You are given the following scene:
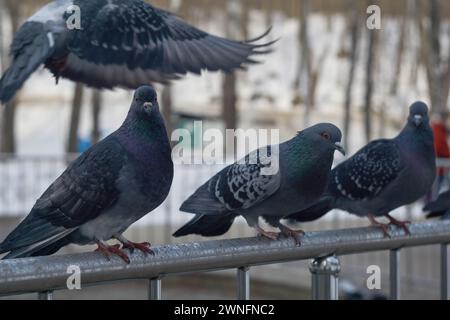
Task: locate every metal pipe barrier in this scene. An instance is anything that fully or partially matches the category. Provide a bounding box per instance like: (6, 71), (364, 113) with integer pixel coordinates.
(1, 221), (450, 300)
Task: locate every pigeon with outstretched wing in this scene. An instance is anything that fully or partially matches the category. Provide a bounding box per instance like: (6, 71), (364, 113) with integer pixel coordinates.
(0, 0), (274, 103)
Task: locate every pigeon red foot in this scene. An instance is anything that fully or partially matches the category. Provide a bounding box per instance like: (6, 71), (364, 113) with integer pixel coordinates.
(115, 235), (155, 256)
(255, 226), (279, 241)
(280, 225), (305, 246)
(386, 214), (411, 235)
(95, 241), (130, 264)
(368, 214), (391, 238)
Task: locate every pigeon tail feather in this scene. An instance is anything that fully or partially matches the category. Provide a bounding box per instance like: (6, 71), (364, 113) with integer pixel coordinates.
(286, 197), (333, 223)
(173, 213), (238, 237)
(179, 184), (228, 216)
(1, 228), (75, 260)
(424, 191), (450, 219)
(0, 22), (55, 104)
(0, 209), (74, 255)
(426, 210), (448, 219)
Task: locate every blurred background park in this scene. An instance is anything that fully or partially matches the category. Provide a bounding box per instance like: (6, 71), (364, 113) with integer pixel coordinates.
(1, 0), (450, 299)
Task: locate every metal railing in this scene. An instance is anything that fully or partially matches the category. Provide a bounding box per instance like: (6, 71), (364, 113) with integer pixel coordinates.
(1, 221), (449, 300)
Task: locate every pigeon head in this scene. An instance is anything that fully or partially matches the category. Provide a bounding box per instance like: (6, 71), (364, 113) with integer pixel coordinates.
(132, 85), (159, 116)
(301, 123), (345, 155)
(408, 101), (429, 128)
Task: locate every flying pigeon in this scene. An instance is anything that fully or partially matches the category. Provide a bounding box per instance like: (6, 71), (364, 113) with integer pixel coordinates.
(0, 85), (173, 263)
(287, 102), (436, 236)
(424, 190), (450, 220)
(0, 0), (274, 103)
(173, 123), (345, 245)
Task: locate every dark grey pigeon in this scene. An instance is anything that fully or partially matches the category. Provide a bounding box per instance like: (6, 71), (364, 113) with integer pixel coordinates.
(424, 191), (450, 220)
(0, 85), (173, 263)
(0, 0), (274, 103)
(287, 102), (436, 236)
(173, 123), (345, 245)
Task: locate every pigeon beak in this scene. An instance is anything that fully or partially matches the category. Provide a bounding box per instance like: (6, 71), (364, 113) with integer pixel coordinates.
(414, 115), (423, 127)
(143, 101), (153, 109)
(334, 142), (346, 156)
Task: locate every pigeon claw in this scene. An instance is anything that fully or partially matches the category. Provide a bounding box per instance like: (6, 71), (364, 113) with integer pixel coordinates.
(368, 215), (392, 238)
(95, 242), (131, 264)
(255, 226), (279, 241)
(281, 227), (305, 246)
(386, 215), (411, 236)
(377, 224), (392, 238)
(122, 241), (155, 256)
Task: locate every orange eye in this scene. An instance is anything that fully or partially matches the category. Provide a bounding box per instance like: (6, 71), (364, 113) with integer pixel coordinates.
(321, 132), (331, 140)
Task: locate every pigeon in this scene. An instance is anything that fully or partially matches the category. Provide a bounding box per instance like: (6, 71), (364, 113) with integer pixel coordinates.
(173, 123), (345, 245)
(287, 102), (436, 236)
(0, 0), (275, 103)
(424, 190), (450, 220)
(0, 85), (173, 263)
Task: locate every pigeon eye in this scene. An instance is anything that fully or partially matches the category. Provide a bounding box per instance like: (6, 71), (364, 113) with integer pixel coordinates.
(321, 132), (331, 140)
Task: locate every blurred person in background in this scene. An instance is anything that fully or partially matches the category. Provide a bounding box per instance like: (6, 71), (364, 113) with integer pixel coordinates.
(428, 112), (450, 201)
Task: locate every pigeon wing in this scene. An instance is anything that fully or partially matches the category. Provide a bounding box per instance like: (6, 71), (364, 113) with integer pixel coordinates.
(181, 146), (281, 215)
(61, 0), (273, 88)
(329, 140), (403, 201)
(214, 147), (281, 211)
(0, 137), (125, 254)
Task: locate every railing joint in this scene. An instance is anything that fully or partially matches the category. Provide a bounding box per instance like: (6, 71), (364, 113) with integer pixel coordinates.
(37, 291), (53, 300)
(149, 277), (162, 300)
(390, 249), (401, 300)
(441, 243), (449, 300)
(237, 266), (250, 300)
(309, 255), (340, 300)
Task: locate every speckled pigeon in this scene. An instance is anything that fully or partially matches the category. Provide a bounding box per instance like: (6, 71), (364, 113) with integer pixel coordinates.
(424, 190), (450, 220)
(287, 102), (436, 236)
(173, 123), (345, 245)
(0, 0), (274, 103)
(0, 86), (173, 262)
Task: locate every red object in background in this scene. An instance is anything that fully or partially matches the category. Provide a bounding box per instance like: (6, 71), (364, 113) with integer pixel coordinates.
(432, 121), (450, 176)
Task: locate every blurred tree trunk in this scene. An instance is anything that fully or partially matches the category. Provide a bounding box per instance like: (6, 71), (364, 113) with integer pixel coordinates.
(390, 13), (406, 95)
(222, 0), (242, 154)
(409, 0), (421, 90)
(309, 48), (329, 109)
(378, 102), (386, 138)
(161, 85), (173, 141)
(1, 0), (20, 154)
(0, 1), (5, 73)
(91, 90), (102, 145)
(422, 0), (450, 114)
(294, 0), (312, 126)
(159, 0), (182, 145)
(67, 83), (84, 154)
(364, 27), (378, 143)
(343, 1), (360, 150)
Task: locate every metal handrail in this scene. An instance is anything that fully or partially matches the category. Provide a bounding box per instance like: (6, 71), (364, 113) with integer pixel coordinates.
(0, 221), (449, 299)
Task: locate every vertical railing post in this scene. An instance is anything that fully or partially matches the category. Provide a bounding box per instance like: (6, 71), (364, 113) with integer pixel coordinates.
(441, 244), (449, 300)
(237, 267), (250, 300)
(309, 255), (340, 300)
(149, 278), (162, 300)
(37, 291), (53, 300)
(390, 249), (400, 300)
